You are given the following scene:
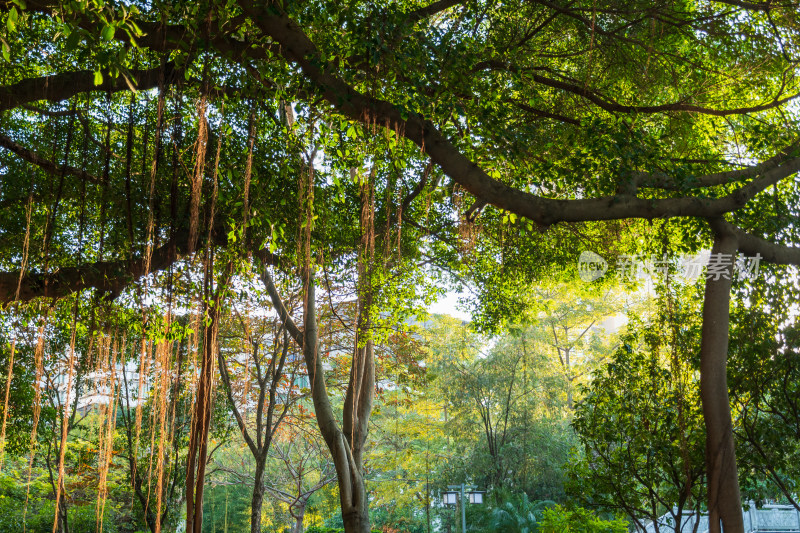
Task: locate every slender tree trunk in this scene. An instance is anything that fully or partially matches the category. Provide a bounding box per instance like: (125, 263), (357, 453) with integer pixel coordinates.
(291, 504), (305, 533)
(699, 231), (744, 533)
(251, 459), (266, 533)
(565, 348), (573, 410)
(186, 293), (222, 533)
(262, 268), (373, 533)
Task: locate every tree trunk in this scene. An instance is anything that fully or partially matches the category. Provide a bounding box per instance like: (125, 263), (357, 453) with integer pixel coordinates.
(341, 498), (369, 533)
(291, 504), (306, 533)
(262, 266), (374, 533)
(251, 458), (266, 533)
(186, 287), (224, 533)
(699, 231), (744, 533)
(326, 410), (371, 533)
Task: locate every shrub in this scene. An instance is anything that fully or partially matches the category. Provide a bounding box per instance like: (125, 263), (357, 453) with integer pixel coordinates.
(306, 526), (381, 533)
(539, 505), (628, 533)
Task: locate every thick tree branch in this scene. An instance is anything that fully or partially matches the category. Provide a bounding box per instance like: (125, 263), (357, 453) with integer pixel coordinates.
(635, 142), (800, 191)
(0, 132), (102, 184)
(524, 71), (800, 117)
(709, 218), (800, 266)
(239, 3), (800, 227)
(260, 268), (304, 347)
(406, 0), (464, 24)
(0, 64), (177, 112)
(0, 226), (282, 303)
(0, 234), (183, 303)
(711, 0), (779, 11)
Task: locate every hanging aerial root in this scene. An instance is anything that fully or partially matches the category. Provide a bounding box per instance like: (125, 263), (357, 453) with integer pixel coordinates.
(145, 343), (160, 514)
(51, 298), (80, 533)
(136, 86), (167, 521)
(154, 339), (173, 533)
(143, 84), (168, 283)
(15, 191), (35, 300)
(23, 310), (49, 524)
(188, 95), (209, 255)
(242, 106), (256, 245)
(164, 339), (185, 523)
(96, 333), (121, 532)
(134, 339), (152, 461)
(2, 192), (36, 471)
(0, 339), (17, 472)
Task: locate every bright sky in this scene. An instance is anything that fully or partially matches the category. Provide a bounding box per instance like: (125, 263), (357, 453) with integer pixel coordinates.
(427, 290), (472, 322)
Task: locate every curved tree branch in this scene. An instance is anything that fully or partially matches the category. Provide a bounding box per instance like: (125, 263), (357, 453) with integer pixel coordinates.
(0, 234), (183, 303)
(0, 228), (281, 303)
(0, 132), (103, 184)
(708, 218), (800, 265)
(0, 64), (177, 112)
(635, 142), (800, 191)
(239, 3), (800, 228)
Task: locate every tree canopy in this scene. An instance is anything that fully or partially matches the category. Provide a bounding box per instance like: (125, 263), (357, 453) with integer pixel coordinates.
(2, 1), (800, 532)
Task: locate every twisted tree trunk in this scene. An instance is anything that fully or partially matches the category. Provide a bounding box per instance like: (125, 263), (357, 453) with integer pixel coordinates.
(263, 269), (373, 533)
(290, 502), (307, 533)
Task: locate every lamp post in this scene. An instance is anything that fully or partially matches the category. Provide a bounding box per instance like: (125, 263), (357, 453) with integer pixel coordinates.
(442, 484), (485, 533)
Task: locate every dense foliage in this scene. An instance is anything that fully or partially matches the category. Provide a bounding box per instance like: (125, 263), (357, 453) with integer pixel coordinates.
(3, 0), (800, 532)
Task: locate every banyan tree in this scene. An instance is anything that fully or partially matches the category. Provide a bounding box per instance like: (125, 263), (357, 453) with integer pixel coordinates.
(1, 1), (800, 532)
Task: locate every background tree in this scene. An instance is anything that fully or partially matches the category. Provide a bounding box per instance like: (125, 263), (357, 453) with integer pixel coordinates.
(570, 283), (707, 532)
(263, 417), (336, 533)
(729, 274), (800, 509)
(216, 275), (304, 533)
(3, 1), (800, 532)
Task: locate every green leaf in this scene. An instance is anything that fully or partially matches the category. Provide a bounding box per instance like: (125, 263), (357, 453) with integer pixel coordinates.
(93, 70), (103, 86)
(101, 25), (115, 41)
(65, 30), (81, 52)
(1, 41), (9, 62)
(6, 7), (18, 32)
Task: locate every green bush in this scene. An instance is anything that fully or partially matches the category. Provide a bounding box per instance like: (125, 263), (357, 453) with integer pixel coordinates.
(483, 492), (555, 532)
(306, 526), (381, 533)
(538, 505), (628, 533)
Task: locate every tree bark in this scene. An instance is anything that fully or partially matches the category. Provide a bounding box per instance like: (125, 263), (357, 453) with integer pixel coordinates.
(263, 269), (373, 533)
(700, 230), (744, 533)
(341, 503), (370, 533)
(291, 505), (305, 533)
(186, 283), (225, 533)
(251, 458), (266, 533)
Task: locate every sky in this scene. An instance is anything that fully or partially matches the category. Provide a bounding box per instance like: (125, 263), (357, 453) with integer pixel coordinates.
(427, 290), (471, 322)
